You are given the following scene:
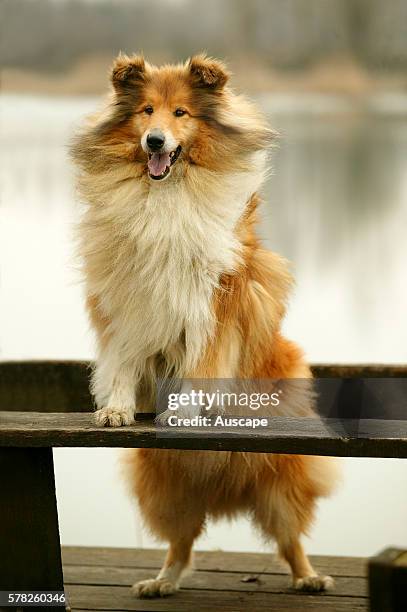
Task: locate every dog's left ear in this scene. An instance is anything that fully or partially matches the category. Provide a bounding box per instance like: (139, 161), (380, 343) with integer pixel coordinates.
(188, 54), (229, 90)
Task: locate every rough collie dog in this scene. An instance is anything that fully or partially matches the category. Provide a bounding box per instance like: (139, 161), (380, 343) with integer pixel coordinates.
(72, 53), (339, 598)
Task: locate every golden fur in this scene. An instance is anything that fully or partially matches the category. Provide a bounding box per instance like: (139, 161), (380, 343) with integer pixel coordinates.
(72, 53), (340, 598)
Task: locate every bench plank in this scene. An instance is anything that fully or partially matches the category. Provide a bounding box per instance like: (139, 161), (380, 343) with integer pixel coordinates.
(0, 411), (406, 457)
(1, 361), (406, 413)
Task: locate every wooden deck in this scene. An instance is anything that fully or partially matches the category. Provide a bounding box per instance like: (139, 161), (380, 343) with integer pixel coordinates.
(62, 546), (369, 611)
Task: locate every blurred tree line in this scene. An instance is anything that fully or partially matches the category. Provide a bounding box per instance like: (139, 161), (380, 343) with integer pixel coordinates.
(1, 0), (406, 73)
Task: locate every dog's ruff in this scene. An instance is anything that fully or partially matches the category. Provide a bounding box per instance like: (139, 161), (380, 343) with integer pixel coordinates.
(72, 53), (340, 599)
(83, 159), (265, 416)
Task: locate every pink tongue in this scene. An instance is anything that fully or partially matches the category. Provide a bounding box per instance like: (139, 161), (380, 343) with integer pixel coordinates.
(148, 152), (171, 176)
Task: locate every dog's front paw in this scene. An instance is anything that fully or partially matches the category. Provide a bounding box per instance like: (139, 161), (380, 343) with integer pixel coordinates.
(294, 574), (334, 592)
(94, 406), (135, 427)
(155, 409), (175, 427)
(132, 578), (177, 598)
(156, 404), (201, 427)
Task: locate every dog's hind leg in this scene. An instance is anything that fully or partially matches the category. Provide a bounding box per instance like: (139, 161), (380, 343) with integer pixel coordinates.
(132, 526), (204, 598)
(278, 538), (334, 591)
(133, 535), (199, 598)
(129, 449), (206, 598)
(253, 454), (336, 592)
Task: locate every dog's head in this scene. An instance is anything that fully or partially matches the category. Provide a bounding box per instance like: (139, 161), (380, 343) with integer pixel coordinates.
(73, 54), (274, 182)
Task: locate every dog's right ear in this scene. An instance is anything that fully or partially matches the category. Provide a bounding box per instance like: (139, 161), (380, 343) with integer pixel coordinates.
(111, 53), (145, 91)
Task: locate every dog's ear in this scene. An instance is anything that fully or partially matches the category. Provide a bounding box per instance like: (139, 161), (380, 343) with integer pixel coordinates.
(188, 54), (229, 90)
(111, 53), (146, 91)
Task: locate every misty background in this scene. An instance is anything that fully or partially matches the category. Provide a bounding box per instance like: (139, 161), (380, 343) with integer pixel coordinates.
(1, 0), (406, 558)
(2, 0), (407, 94)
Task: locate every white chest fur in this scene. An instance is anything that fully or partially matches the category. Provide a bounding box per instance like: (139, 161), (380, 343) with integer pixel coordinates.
(82, 161), (265, 380)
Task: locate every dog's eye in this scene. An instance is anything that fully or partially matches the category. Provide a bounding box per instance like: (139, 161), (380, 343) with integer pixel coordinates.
(144, 106), (154, 115)
(174, 108), (186, 117)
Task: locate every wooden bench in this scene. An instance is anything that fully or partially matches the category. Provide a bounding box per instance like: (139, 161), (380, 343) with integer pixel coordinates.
(0, 361), (406, 611)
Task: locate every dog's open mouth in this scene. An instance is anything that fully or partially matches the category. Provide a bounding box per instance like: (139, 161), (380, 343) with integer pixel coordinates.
(147, 145), (182, 180)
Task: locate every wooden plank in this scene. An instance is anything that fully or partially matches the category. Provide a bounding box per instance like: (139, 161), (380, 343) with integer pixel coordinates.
(311, 364), (407, 378)
(0, 448), (64, 596)
(0, 360), (92, 413)
(62, 547), (367, 578)
(66, 585), (368, 611)
(63, 565), (367, 598)
(0, 411), (406, 457)
(0, 361), (405, 414)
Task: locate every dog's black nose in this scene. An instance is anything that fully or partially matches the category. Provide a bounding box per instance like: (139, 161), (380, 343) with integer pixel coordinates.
(147, 130), (165, 151)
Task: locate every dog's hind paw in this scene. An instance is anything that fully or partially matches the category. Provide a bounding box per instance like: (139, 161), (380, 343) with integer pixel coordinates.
(94, 406), (134, 427)
(294, 575), (334, 592)
(132, 578), (177, 598)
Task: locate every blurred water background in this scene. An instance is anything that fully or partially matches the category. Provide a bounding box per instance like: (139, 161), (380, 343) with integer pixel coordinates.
(2, 94), (406, 363)
(1, 0), (406, 556)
